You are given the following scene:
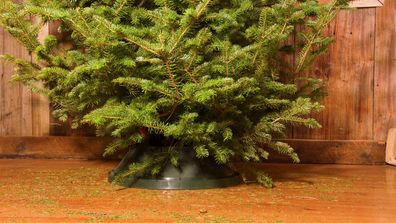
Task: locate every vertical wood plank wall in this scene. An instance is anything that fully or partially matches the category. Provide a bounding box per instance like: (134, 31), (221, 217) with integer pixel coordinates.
(0, 2), (395, 142)
(0, 26), (50, 136)
(293, 8), (377, 140)
(374, 0), (396, 140)
(292, 1), (395, 142)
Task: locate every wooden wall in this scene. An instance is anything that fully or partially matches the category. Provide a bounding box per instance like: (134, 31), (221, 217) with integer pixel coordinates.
(0, 24), (50, 136)
(0, 0), (395, 163)
(292, 0), (395, 142)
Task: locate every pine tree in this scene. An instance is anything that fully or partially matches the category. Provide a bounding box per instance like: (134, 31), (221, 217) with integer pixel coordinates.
(0, 0), (347, 187)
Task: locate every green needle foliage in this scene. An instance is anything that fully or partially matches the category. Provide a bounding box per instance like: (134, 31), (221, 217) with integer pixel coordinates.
(0, 0), (347, 187)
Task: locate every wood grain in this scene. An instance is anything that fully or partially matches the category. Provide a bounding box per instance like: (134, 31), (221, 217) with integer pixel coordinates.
(0, 28), (4, 136)
(374, 0), (396, 140)
(20, 18), (33, 136)
(1, 30), (24, 135)
(294, 8), (376, 140)
(292, 23), (333, 140)
(0, 136), (385, 164)
(1, 160), (395, 222)
(0, 136), (112, 159)
(0, 21), (50, 136)
(272, 139), (385, 164)
(31, 22), (50, 136)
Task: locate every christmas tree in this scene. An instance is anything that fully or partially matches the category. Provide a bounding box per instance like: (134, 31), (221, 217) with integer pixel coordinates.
(0, 0), (347, 187)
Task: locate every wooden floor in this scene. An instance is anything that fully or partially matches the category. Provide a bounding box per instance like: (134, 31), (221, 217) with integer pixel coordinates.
(0, 160), (395, 223)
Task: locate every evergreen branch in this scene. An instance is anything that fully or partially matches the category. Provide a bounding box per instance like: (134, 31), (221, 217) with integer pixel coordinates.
(251, 24), (279, 65)
(114, 77), (177, 98)
(125, 36), (161, 56)
(93, 16), (160, 56)
(270, 98), (323, 126)
(169, 0), (212, 54)
(183, 51), (200, 83)
(164, 58), (181, 97)
(114, 0), (129, 16)
(163, 103), (179, 122)
(0, 1), (40, 52)
(13, 18), (41, 52)
(184, 68), (198, 83)
(142, 9), (168, 24)
(65, 17), (90, 39)
(0, 0), (343, 188)
(252, 0), (291, 65)
(225, 46), (230, 76)
(76, 8), (90, 30)
(295, 0), (340, 72)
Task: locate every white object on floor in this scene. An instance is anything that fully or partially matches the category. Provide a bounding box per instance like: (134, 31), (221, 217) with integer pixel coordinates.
(386, 128), (396, 166)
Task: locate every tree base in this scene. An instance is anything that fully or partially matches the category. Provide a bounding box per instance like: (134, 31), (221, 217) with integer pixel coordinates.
(108, 147), (242, 190)
(119, 173), (241, 190)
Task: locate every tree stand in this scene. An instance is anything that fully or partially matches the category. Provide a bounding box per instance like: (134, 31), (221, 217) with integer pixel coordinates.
(108, 147), (242, 190)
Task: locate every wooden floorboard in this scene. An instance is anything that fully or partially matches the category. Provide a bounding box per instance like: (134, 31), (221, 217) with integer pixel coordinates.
(0, 160), (395, 223)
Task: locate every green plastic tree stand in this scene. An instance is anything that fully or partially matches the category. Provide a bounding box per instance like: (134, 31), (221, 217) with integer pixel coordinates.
(108, 147), (241, 190)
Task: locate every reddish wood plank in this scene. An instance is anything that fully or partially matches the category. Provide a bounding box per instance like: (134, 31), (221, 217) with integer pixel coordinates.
(1, 31), (23, 136)
(20, 16), (33, 136)
(0, 28), (4, 136)
(31, 22), (50, 136)
(0, 136), (112, 159)
(374, 0), (396, 140)
(271, 139), (385, 164)
(292, 28), (332, 140)
(0, 161), (395, 222)
(20, 83), (33, 136)
(1, 27), (35, 136)
(294, 9), (376, 140)
(0, 137), (385, 164)
(328, 8), (375, 140)
(1, 12), (39, 136)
